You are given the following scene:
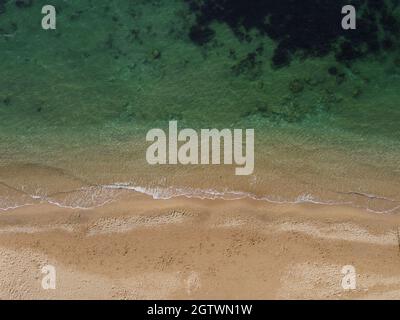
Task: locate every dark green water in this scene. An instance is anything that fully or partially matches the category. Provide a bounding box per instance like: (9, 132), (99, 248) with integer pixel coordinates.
(1, 0), (400, 212)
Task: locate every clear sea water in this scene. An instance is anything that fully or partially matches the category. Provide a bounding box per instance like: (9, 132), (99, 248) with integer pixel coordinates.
(1, 0), (400, 213)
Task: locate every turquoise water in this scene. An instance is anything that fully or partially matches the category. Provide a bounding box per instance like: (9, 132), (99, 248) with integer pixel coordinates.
(0, 0), (400, 212)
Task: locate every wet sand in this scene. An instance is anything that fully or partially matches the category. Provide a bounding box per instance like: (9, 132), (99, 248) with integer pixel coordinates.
(1, 192), (400, 300)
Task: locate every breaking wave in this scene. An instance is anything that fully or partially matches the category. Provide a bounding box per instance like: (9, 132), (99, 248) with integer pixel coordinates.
(1, 181), (399, 214)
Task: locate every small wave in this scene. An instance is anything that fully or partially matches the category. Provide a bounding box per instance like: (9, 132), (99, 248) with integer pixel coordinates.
(103, 182), (400, 214)
(103, 183), (250, 200)
(0, 186), (120, 212)
(29, 186), (120, 210)
(338, 191), (400, 203)
(0, 203), (34, 211)
(103, 183), (351, 205)
(1, 182), (399, 214)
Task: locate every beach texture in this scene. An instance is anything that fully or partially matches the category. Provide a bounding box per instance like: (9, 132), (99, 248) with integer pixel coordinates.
(2, 187), (400, 299)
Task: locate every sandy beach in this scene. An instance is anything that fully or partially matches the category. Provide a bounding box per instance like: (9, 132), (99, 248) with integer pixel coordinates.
(1, 191), (400, 300)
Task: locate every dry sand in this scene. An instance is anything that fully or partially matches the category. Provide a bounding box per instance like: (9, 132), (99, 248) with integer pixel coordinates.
(1, 192), (400, 299)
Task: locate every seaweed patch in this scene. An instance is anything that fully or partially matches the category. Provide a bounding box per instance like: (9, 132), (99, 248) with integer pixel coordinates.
(185, 0), (400, 67)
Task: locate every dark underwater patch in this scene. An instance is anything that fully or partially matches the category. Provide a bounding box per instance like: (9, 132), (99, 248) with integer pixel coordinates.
(0, 0), (5, 14)
(185, 0), (400, 67)
(15, 0), (33, 8)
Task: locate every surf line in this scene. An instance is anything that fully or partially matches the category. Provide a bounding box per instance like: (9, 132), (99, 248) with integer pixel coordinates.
(146, 121), (254, 175)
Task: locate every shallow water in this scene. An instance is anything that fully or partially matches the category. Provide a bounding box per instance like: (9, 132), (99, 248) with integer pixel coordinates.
(1, 0), (400, 213)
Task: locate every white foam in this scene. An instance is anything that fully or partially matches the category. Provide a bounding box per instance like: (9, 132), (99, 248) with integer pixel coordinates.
(104, 183), (349, 206)
(1, 181), (399, 214)
(103, 182), (400, 214)
(0, 203), (34, 212)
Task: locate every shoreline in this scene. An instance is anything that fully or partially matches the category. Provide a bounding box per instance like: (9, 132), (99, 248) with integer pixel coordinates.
(1, 194), (400, 299)
(2, 179), (400, 214)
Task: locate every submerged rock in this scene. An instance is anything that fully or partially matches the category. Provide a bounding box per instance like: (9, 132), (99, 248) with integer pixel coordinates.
(151, 49), (161, 60)
(15, 0), (33, 8)
(328, 66), (338, 76)
(3, 96), (11, 106)
(0, 0), (5, 14)
(189, 25), (215, 45)
(289, 79), (304, 94)
(231, 52), (261, 78)
(352, 88), (362, 98)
